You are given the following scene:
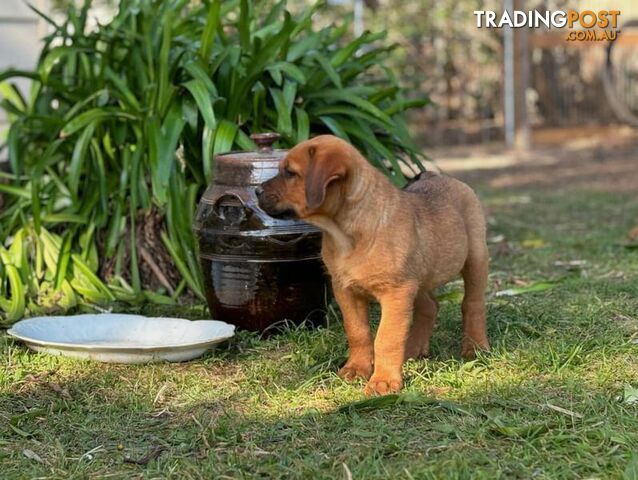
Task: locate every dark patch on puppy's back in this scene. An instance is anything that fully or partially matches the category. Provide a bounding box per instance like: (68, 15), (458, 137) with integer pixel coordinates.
(403, 171), (442, 194)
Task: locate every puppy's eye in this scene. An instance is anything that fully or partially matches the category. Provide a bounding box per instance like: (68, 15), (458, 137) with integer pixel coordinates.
(283, 167), (298, 179)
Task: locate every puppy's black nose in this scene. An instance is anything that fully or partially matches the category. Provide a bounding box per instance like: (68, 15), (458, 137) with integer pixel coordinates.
(255, 186), (264, 197)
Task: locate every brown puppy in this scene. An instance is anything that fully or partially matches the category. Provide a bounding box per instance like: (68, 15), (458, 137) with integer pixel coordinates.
(257, 135), (489, 395)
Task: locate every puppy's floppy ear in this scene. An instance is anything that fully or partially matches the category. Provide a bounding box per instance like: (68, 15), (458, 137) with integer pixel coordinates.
(305, 148), (346, 210)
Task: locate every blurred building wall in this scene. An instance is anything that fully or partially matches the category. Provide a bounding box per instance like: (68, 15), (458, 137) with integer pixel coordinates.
(0, 1), (114, 160)
(0, 0), (49, 149)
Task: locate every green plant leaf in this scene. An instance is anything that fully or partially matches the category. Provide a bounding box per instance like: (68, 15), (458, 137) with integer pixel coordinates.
(494, 279), (562, 297)
(30, 166), (43, 235)
(60, 109), (136, 138)
(104, 68), (141, 111)
(161, 231), (204, 301)
(270, 88), (293, 137)
(202, 125), (215, 182)
(267, 62), (307, 84)
(54, 231), (73, 290)
(0, 184), (30, 199)
(40, 46), (82, 84)
(385, 98), (429, 116)
(71, 253), (114, 301)
(26, 1), (60, 30)
(307, 88), (393, 125)
(235, 129), (256, 150)
(331, 31), (386, 68)
(0, 69), (40, 83)
(157, 9), (174, 116)
(0, 247), (26, 322)
(149, 103), (185, 205)
(184, 61), (218, 97)
(238, 0), (251, 52)
(319, 115), (351, 141)
(200, 0), (221, 61)
(7, 121), (22, 176)
(104, 202), (124, 257)
(68, 122), (96, 197)
(313, 54), (342, 88)
(295, 107), (309, 142)
(183, 79), (217, 130)
(42, 213), (87, 224)
(310, 105), (387, 127)
(0, 82), (27, 112)
(213, 119), (238, 157)
(62, 89), (110, 123)
(144, 290), (176, 305)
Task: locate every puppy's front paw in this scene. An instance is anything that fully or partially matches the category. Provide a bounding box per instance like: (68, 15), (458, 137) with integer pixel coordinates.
(337, 362), (373, 382)
(363, 374), (403, 396)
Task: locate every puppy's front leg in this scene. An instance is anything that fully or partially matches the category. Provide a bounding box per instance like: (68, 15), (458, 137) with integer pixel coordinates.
(365, 283), (418, 396)
(334, 285), (373, 381)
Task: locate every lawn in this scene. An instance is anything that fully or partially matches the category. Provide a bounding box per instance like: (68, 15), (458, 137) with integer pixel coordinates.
(2, 185), (638, 479)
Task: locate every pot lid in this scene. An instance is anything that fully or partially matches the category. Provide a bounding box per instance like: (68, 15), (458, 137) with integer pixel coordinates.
(216, 132), (286, 162)
(213, 132), (287, 186)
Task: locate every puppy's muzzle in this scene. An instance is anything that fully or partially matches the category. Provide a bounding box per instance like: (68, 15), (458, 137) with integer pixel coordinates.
(256, 185), (297, 219)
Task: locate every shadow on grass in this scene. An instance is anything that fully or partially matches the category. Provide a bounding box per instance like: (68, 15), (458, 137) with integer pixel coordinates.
(2, 253), (638, 478)
(2, 293), (638, 479)
(1, 363), (636, 479)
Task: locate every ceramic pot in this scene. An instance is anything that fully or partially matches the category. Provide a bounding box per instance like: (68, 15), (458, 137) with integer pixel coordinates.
(193, 133), (327, 332)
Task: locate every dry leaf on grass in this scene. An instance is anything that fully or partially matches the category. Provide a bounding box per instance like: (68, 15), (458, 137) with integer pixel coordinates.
(23, 449), (44, 464)
(45, 381), (73, 400)
(123, 446), (165, 465)
(621, 385), (638, 405)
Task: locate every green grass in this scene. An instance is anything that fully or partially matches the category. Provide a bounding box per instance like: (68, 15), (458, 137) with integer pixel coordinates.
(1, 187), (638, 479)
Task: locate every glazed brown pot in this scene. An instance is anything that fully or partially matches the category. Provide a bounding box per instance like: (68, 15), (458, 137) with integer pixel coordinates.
(192, 133), (327, 332)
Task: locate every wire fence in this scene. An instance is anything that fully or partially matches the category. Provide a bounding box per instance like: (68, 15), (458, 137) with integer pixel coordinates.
(405, 0), (638, 146)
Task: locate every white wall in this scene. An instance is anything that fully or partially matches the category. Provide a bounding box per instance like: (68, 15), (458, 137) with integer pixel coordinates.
(0, 0), (50, 102)
(0, 0), (50, 159)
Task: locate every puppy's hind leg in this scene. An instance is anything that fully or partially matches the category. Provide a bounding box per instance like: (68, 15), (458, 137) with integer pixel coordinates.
(405, 291), (438, 360)
(460, 247), (490, 359)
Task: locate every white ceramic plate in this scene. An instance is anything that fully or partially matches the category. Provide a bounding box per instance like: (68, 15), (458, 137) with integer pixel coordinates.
(7, 314), (235, 363)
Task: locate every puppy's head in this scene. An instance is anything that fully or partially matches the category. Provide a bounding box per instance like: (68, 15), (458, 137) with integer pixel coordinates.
(257, 135), (352, 219)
